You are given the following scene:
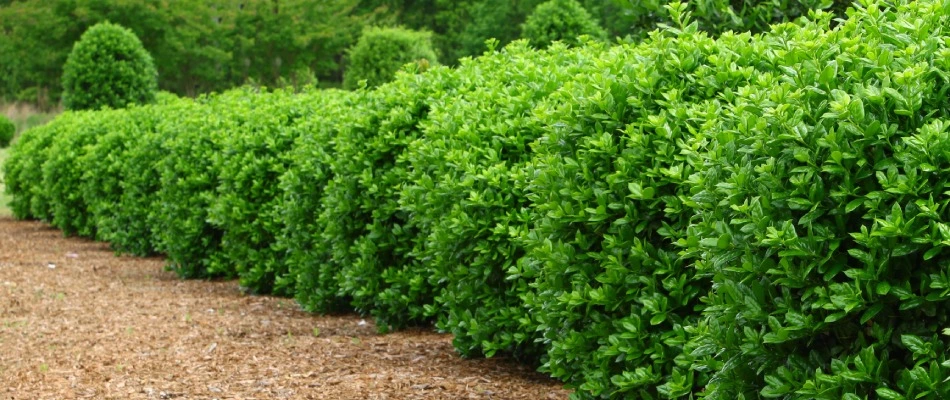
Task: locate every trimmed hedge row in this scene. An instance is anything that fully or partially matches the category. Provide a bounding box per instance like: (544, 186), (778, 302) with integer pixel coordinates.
(7, 1), (950, 398)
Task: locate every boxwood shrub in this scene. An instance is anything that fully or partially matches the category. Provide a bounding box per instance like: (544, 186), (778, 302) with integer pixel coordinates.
(78, 108), (136, 241)
(343, 26), (439, 90)
(61, 22), (158, 111)
(518, 6), (787, 397)
(521, 0), (607, 48)
(42, 110), (117, 237)
(148, 92), (240, 278)
(3, 115), (64, 220)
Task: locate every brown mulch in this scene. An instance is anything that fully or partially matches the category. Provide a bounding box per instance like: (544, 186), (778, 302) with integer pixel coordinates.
(0, 217), (571, 400)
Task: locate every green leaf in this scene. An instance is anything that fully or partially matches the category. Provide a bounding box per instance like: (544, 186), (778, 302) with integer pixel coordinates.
(642, 186), (656, 200)
(876, 282), (891, 296)
(717, 233), (732, 250)
(876, 387), (905, 400)
(825, 312), (848, 323)
(848, 248), (875, 265)
(901, 335), (927, 355)
(819, 64), (837, 86)
(924, 246), (942, 261)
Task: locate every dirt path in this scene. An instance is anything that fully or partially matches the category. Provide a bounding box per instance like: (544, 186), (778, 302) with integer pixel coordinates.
(0, 217), (569, 399)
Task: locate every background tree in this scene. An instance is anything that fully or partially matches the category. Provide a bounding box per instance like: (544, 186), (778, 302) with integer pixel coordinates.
(0, 1), (74, 108)
(229, 0), (365, 89)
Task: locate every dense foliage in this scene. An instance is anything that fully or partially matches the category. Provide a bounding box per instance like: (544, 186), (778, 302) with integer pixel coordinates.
(209, 88), (356, 295)
(686, 2), (950, 398)
(10, 1), (950, 399)
(0, 114), (13, 147)
(61, 22), (157, 111)
(276, 91), (366, 313)
(342, 27), (439, 89)
(79, 100), (170, 256)
(399, 39), (611, 360)
(521, 0), (606, 48)
(317, 65), (458, 329)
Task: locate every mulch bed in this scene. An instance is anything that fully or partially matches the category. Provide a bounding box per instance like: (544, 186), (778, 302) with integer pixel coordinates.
(0, 217), (570, 399)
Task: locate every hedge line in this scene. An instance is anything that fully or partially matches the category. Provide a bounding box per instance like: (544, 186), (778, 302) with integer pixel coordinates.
(6, 1), (950, 398)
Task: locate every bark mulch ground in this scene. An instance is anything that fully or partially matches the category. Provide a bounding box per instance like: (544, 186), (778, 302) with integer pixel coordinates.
(0, 217), (571, 399)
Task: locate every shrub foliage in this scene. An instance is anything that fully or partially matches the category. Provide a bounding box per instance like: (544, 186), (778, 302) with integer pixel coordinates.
(7, 1), (950, 398)
(209, 88), (355, 295)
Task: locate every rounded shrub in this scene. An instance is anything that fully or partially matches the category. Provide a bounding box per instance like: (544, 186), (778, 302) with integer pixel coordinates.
(62, 22), (158, 111)
(343, 26), (439, 90)
(521, 0), (606, 48)
(42, 110), (116, 237)
(517, 12), (778, 397)
(0, 114), (14, 148)
(149, 90), (256, 279)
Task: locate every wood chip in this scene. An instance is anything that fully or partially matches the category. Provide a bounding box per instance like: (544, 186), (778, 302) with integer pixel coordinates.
(0, 217), (571, 399)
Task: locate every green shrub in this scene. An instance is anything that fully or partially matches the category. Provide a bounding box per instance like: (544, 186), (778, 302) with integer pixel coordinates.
(307, 66), (460, 330)
(278, 91), (367, 313)
(62, 22), (158, 111)
(686, 1), (950, 398)
(521, 0), (606, 48)
(208, 88), (355, 295)
(148, 92), (239, 278)
(518, 7), (780, 396)
(2, 116), (62, 220)
(398, 40), (609, 360)
(343, 26), (439, 90)
(0, 115), (14, 148)
(8, 2), (950, 398)
(42, 110), (117, 236)
(590, 0), (851, 42)
(686, 0), (852, 35)
(207, 89), (304, 292)
(80, 99), (179, 256)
